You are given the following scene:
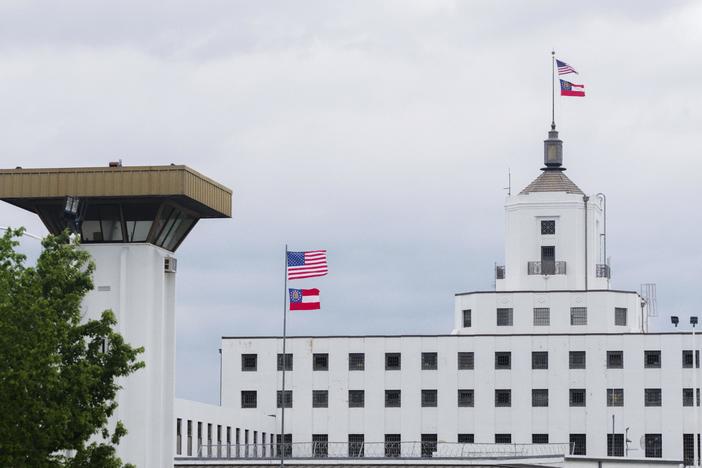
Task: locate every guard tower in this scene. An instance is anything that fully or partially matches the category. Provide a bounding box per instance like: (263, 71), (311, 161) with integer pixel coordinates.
(0, 164), (232, 467)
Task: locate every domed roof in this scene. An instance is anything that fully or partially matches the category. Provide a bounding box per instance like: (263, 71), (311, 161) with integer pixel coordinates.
(519, 169), (584, 195)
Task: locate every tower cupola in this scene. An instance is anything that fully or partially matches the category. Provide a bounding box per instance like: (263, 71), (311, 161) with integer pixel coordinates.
(544, 124), (563, 169)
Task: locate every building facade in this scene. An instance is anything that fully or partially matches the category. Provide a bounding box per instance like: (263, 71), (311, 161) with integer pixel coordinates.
(218, 127), (697, 465)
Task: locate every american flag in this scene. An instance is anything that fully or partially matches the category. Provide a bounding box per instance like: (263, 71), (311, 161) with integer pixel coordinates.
(556, 59), (578, 75)
(287, 250), (328, 280)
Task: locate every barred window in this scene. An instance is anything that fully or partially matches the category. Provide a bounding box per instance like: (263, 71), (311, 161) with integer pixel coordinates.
(241, 354), (257, 371)
(570, 389), (586, 407)
(496, 308), (513, 326)
(570, 434), (586, 455)
(312, 434), (328, 458)
(348, 353), (365, 371)
(241, 391), (257, 408)
(277, 353), (293, 371)
(384, 434), (400, 458)
(313, 353), (328, 371)
(532, 389), (549, 407)
(541, 220), (555, 235)
(532, 351), (548, 369)
(683, 388), (700, 407)
(385, 353), (401, 370)
(495, 352), (511, 369)
(615, 307), (627, 326)
(385, 389), (401, 408)
(645, 350), (661, 368)
(683, 434), (699, 466)
(421, 389), (437, 407)
(645, 388), (662, 407)
(495, 433), (511, 444)
(276, 390), (292, 408)
(569, 351), (586, 369)
(312, 390), (328, 408)
(570, 307), (587, 325)
(608, 434), (624, 456)
(607, 351), (624, 369)
(645, 434), (662, 458)
(462, 309), (472, 327)
(533, 308), (550, 326)
(348, 390), (365, 408)
(683, 350), (700, 368)
(421, 434), (437, 458)
(532, 434), (549, 444)
(457, 352), (474, 370)
(348, 434), (364, 458)
(458, 433), (474, 444)
(607, 388), (624, 407)
(457, 389), (474, 407)
(422, 352), (438, 370)
(495, 389), (511, 407)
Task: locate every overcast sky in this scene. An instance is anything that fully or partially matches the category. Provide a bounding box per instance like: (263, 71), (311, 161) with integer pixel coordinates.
(1, 1), (701, 404)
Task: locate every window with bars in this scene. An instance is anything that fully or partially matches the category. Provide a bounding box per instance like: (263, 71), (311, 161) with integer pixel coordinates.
(496, 308), (513, 326)
(421, 389), (438, 407)
(457, 352), (474, 370)
(532, 434), (549, 444)
(645, 434), (662, 458)
(532, 389), (549, 407)
(570, 434), (586, 455)
(495, 434), (512, 444)
(645, 388), (662, 406)
(541, 220), (556, 235)
(276, 390), (292, 408)
(683, 350), (700, 368)
(241, 354), (257, 371)
(312, 434), (328, 458)
(462, 309), (472, 327)
(457, 389), (474, 407)
(570, 307), (587, 325)
(570, 389), (586, 407)
(683, 388), (700, 407)
(683, 434), (700, 466)
(644, 350), (661, 368)
(532, 351), (548, 369)
(607, 351), (624, 369)
(569, 351), (586, 369)
(313, 353), (328, 371)
(276, 434), (292, 458)
(348, 353), (365, 371)
(495, 352), (511, 369)
(348, 390), (365, 408)
(384, 434), (400, 458)
(348, 434), (364, 458)
(607, 434), (624, 456)
(385, 353), (401, 370)
(241, 391), (257, 408)
(385, 390), (401, 407)
(312, 390), (328, 408)
(421, 434), (437, 458)
(422, 352), (438, 370)
(458, 433), (474, 443)
(495, 389), (511, 407)
(615, 307), (627, 326)
(277, 353), (293, 371)
(533, 308), (550, 326)
(607, 388), (624, 407)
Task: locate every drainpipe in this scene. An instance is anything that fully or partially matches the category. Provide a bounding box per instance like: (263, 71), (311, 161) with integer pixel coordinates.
(583, 195), (589, 290)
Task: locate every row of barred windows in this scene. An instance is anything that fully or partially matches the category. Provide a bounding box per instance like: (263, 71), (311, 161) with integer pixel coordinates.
(461, 307), (628, 327)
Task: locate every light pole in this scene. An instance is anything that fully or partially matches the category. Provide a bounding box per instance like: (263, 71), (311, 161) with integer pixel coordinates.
(0, 226), (43, 240)
(673, 315), (700, 468)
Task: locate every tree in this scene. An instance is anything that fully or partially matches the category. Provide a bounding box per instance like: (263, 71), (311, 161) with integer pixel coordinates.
(0, 228), (144, 467)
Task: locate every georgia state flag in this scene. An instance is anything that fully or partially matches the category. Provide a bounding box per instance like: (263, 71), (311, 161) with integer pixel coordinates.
(289, 288), (320, 311)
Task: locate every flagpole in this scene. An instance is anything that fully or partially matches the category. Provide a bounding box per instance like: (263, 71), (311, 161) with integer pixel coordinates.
(551, 50), (556, 129)
(280, 244), (288, 467)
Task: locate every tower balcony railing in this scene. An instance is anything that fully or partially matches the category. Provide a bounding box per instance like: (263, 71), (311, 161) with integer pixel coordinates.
(527, 261), (566, 275)
(596, 264), (611, 278)
(495, 264), (505, 280)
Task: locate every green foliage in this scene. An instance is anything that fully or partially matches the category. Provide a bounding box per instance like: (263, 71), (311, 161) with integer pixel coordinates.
(0, 228), (144, 468)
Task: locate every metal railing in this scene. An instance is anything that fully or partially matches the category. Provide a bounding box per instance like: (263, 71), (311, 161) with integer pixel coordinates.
(596, 264), (611, 278)
(527, 261), (566, 275)
(193, 441), (571, 459)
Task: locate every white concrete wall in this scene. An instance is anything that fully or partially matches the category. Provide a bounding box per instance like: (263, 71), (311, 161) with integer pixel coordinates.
(222, 333), (700, 462)
(81, 244), (176, 468)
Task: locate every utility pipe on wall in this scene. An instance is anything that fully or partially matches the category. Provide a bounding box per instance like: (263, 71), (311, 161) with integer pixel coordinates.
(583, 195), (589, 290)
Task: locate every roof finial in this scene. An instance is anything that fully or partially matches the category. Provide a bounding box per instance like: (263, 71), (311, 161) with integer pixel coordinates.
(543, 125), (564, 171)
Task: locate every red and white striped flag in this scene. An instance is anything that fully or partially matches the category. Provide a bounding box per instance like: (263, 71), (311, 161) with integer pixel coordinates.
(287, 250), (328, 280)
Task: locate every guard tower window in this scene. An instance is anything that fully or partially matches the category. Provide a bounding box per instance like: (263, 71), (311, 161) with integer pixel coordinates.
(541, 220), (556, 235)
(496, 308), (513, 326)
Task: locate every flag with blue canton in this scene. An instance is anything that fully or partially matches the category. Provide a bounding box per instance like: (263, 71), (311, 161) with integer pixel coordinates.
(287, 250), (328, 280)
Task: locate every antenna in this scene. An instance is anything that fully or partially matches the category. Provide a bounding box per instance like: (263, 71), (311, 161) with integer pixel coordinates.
(640, 283), (658, 317)
(503, 168), (511, 196)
